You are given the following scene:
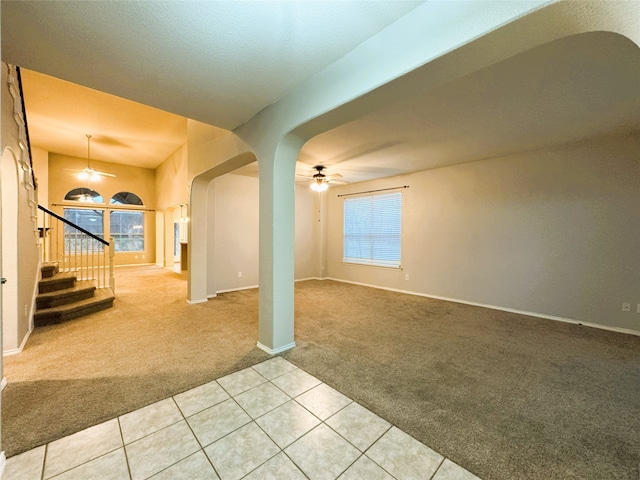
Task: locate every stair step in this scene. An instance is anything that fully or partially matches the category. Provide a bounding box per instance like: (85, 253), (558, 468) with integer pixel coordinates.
(36, 281), (96, 309)
(34, 288), (115, 327)
(38, 272), (76, 294)
(41, 263), (59, 278)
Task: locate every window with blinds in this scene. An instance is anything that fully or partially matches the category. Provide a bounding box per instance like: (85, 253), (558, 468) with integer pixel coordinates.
(343, 191), (402, 268)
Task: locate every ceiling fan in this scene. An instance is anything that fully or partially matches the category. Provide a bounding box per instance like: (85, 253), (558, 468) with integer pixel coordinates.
(65, 134), (115, 182)
(299, 165), (347, 192)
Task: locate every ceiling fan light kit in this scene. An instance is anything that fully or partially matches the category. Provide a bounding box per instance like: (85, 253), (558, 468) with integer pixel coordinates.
(310, 165), (329, 192)
(70, 134), (116, 182)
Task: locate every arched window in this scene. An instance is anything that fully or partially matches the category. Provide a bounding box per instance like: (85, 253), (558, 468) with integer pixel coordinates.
(64, 188), (103, 203)
(110, 192), (143, 205)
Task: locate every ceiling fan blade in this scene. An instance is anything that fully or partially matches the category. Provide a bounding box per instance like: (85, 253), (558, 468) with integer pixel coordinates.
(328, 179), (349, 185)
(98, 172), (116, 178)
(326, 173), (343, 179)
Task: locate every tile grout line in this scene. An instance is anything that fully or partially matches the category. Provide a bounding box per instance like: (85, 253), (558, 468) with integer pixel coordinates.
(429, 456), (447, 480)
(39, 443), (48, 480)
(172, 395), (224, 480)
(116, 416), (133, 480)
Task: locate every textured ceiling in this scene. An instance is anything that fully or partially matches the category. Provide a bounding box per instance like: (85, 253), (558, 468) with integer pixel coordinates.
(3, 1), (422, 130)
(6, 4), (640, 185)
(21, 70), (192, 169)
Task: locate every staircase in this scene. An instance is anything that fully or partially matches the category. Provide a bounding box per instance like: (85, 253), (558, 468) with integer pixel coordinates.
(34, 263), (115, 327)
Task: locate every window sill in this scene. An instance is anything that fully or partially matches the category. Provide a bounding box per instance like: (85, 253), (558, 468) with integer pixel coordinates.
(341, 261), (402, 270)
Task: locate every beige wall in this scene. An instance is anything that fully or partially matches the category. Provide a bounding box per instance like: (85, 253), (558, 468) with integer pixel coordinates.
(209, 171), (320, 294)
(155, 143), (188, 267)
(1, 63), (41, 353)
(155, 143), (188, 211)
(48, 153), (156, 265)
(325, 132), (640, 333)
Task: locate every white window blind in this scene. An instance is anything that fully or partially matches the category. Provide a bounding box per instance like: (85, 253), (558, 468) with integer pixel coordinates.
(343, 191), (402, 267)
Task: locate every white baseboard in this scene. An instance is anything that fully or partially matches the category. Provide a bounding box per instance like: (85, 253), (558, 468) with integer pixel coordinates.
(0, 451), (6, 480)
(1, 378), (6, 391)
(3, 325), (33, 356)
(186, 298), (208, 305)
(295, 277), (322, 282)
(216, 285), (259, 294)
(323, 277), (640, 337)
(114, 263), (155, 268)
(257, 341), (296, 355)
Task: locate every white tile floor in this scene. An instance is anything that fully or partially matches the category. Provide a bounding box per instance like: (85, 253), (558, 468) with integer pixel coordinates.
(4, 357), (481, 480)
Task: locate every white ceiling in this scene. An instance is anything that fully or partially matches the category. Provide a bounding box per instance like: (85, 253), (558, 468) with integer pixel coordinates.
(6, 3), (640, 186)
(3, 1), (422, 130)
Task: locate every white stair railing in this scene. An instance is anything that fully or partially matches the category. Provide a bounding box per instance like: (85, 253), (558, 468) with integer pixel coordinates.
(38, 205), (115, 293)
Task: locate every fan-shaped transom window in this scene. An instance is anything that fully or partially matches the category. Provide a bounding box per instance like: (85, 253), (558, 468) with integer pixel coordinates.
(110, 192), (143, 206)
(64, 188), (104, 203)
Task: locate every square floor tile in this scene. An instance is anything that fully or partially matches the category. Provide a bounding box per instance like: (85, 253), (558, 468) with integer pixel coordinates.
(187, 398), (251, 447)
(44, 419), (122, 479)
(251, 357), (297, 380)
(150, 450), (220, 480)
(217, 367), (266, 396)
(234, 382), (290, 418)
(243, 452), (307, 480)
(256, 400), (320, 448)
(271, 368), (322, 397)
(285, 424), (361, 480)
(119, 398), (183, 444)
(326, 402), (391, 451)
(338, 455), (394, 480)
(174, 380), (230, 417)
(433, 458), (481, 480)
(125, 420), (200, 480)
(205, 422), (280, 480)
(48, 449), (129, 480)
(4, 445), (45, 480)
(367, 426), (444, 480)
(296, 383), (352, 420)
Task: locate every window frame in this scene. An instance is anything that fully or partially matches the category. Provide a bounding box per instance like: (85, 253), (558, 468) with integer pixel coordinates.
(342, 191), (402, 269)
(109, 209), (145, 253)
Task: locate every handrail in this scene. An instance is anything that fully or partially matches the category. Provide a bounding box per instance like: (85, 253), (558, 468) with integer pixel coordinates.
(38, 204), (114, 291)
(38, 204), (109, 246)
(16, 66), (36, 189)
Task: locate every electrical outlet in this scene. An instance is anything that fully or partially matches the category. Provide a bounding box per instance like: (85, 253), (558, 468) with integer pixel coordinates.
(237, 272), (242, 278)
(622, 302), (631, 312)
(404, 274), (410, 281)
(23, 304), (28, 316)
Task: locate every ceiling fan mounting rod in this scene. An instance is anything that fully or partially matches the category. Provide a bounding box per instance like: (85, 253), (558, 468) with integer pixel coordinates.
(86, 133), (92, 168)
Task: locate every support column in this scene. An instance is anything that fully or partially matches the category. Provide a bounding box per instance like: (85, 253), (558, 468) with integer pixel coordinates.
(256, 135), (303, 354)
(187, 177), (210, 303)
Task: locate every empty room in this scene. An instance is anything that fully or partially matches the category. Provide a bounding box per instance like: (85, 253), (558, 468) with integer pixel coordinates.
(1, 2), (639, 479)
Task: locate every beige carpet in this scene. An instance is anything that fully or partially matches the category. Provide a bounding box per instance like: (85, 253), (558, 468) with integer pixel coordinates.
(3, 265), (639, 480)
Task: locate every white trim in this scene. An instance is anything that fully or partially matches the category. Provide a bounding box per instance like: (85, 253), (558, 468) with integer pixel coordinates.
(0, 451), (6, 480)
(257, 341), (296, 355)
(206, 293), (218, 299)
(1, 378), (7, 391)
(3, 325), (33, 356)
(114, 263), (155, 268)
(323, 277), (640, 337)
(295, 277), (323, 282)
(215, 284), (259, 294)
(186, 298), (208, 305)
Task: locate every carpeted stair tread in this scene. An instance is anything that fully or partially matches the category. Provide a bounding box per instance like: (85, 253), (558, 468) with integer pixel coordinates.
(41, 263), (59, 278)
(34, 288), (115, 327)
(36, 281), (97, 309)
(38, 272), (76, 293)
